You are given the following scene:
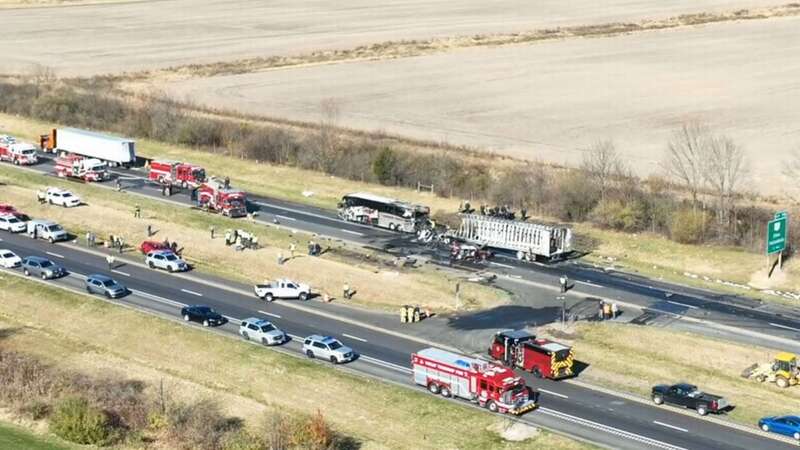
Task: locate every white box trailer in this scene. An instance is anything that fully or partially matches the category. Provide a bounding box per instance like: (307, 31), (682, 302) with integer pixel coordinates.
(50, 128), (135, 166)
(448, 214), (572, 261)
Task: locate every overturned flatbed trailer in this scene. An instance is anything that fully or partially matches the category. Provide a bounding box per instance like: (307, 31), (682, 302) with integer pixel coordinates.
(448, 214), (572, 261)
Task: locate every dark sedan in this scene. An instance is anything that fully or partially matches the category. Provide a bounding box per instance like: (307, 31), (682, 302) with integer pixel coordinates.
(180, 305), (226, 327)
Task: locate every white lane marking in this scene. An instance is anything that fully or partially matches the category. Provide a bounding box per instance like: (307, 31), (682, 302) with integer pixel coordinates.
(258, 310), (282, 319)
(359, 354), (412, 374)
(653, 421), (688, 433)
(132, 290), (187, 308)
(224, 316), (241, 325)
(342, 333), (367, 343)
(111, 270), (130, 277)
(666, 300), (698, 309)
(181, 288), (203, 297)
(255, 201), (337, 222)
(575, 280), (603, 288)
(538, 388), (568, 399)
(770, 322), (800, 332)
(340, 229), (364, 236)
(46, 251), (64, 259)
(489, 262), (513, 269)
(539, 407), (687, 450)
(275, 215), (297, 222)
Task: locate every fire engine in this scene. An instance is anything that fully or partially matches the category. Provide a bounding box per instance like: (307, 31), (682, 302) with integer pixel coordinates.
(197, 177), (247, 218)
(0, 204), (29, 221)
(0, 141), (38, 165)
(412, 347), (537, 415)
(54, 154), (109, 182)
(148, 160), (206, 188)
(488, 330), (575, 380)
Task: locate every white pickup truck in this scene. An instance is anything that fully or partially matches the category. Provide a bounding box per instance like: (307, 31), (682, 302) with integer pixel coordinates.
(254, 278), (311, 302)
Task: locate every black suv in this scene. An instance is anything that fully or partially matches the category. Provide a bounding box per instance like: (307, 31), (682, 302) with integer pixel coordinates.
(180, 305), (225, 327)
(651, 383), (730, 416)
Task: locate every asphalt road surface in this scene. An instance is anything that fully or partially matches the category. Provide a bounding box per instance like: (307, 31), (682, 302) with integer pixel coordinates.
(0, 230), (794, 450)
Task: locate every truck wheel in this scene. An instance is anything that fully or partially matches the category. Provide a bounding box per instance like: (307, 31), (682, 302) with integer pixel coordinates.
(265, 293), (274, 302)
(776, 376), (789, 388)
(793, 432), (800, 441)
(761, 423), (770, 432)
(428, 383), (439, 395)
(696, 405), (708, 416)
(299, 292), (308, 301)
(148, 261), (155, 269)
(203, 320), (209, 327)
(183, 314), (190, 321)
(181, 181), (188, 189)
(41, 272), (48, 280)
(13, 160), (19, 166)
(306, 350), (315, 359)
(487, 401), (499, 413)
(652, 395), (664, 405)
(23, 269), (30, 276)
(48, 237), (54, 244)
(531, 367), (542, 378)
(242, 332), (249, 341)
(440, 387), (451, 398)
(86, 286), (92, 294)
(389, 223), (397, 231)
(167, 266), (174, 273)
(755, 375), (766, 383)
(261, 338), (269, 346)
(330, 356), (338, 364)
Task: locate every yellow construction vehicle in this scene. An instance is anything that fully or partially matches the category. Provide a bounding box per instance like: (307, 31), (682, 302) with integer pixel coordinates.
(741, 352), (800, 388)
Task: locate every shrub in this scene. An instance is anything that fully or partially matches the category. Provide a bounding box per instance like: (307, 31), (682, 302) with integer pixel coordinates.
(590, 198), (649, 232)
(552, 172), (600, 221)
(290, 410), (334, 450)
(50, 396), (115, 446)
(222, 429), (266, 450)
(669, 209), (708, 244)
(164, 398), (240, 450)
(372, 147), (398, 185)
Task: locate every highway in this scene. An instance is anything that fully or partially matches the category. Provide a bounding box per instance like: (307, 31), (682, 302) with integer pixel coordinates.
(0, 229), (794, 450)
(27, 155), (800, 354)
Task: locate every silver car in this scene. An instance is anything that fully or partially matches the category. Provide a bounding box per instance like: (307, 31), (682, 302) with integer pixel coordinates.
(22, 256), (67, 279)
(302, 335), (356, 364)
(239, 318), (286, 346)
(85, 274), (127, 298)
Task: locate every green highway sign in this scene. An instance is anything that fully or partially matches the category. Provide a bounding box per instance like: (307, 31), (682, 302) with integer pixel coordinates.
(766, 214), (788, 255)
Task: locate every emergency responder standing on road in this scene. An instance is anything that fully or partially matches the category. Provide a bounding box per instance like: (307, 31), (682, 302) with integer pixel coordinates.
(560, 274), (568, 293)
(106, 254), (115, 270)
(343, 282), (352, 300)
(134, 205), (141, 218)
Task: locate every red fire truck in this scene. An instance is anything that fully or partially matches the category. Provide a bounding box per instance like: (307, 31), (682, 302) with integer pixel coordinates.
(148, 160), (206, 188)
(488, 330), (575, 380)
(0, 204), (30, 221)
(412, 347), (537, 415)
(0, 141), (38, 165)
(197, 176), (247, 218)
(54, 154), (109, 182)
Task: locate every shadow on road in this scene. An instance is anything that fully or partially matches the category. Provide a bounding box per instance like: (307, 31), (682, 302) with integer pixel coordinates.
(446, 305), (562, 331)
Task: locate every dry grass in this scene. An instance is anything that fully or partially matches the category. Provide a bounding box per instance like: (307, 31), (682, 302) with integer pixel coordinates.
(0, 274), (591, 450)
(541, 322), (800, 426)
(111, 4), (800, 81)
(0, 167), (507, 312)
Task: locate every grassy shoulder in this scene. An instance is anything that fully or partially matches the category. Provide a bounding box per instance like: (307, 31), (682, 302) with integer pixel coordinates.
(0, 421), (74, 450)
(0, 272), (590, 450)
(0, 166), (506, 312)
(542, 322), (800, 427)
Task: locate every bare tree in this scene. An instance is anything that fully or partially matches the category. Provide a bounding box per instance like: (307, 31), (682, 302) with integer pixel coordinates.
(702, 135), (749, 239)
(663, 122), (709, 210)
(581, 140), (625, 202)
(314, 98), (341, 172)
(29, 64), (56, 98)
(782, 147), (800, 202)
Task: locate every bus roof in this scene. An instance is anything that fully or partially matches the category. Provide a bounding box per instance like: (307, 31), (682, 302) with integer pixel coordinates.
(345, 192), (427, 210)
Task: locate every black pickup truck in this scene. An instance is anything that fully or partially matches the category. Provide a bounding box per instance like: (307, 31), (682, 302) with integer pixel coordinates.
(651, 383), (730, 416)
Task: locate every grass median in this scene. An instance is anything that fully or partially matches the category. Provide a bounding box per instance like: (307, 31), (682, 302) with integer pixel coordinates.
(542, 322), (800, 427)
(0, 271), (591, 449)
(0, 165), (507, 312)
(0, 422), (74, 450)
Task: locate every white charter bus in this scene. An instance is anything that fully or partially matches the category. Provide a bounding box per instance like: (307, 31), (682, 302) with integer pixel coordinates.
(337, 192), (430, 233)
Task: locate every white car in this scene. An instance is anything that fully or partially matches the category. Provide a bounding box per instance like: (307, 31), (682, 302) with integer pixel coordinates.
(46, 188), (81, 208)
(0, 214), (26, 233)
(0, 249), (21, 268)
(146, 250), (189, 272)
(239, 318), (286, 345)
(302, 335), (356, 364)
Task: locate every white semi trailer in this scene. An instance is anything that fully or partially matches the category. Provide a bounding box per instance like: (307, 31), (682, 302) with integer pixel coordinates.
(447, 214), (572, 261)
(41, 128), (136, 167)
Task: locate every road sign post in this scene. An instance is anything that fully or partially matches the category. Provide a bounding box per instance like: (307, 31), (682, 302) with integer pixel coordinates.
(766, 212), (788, 276)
